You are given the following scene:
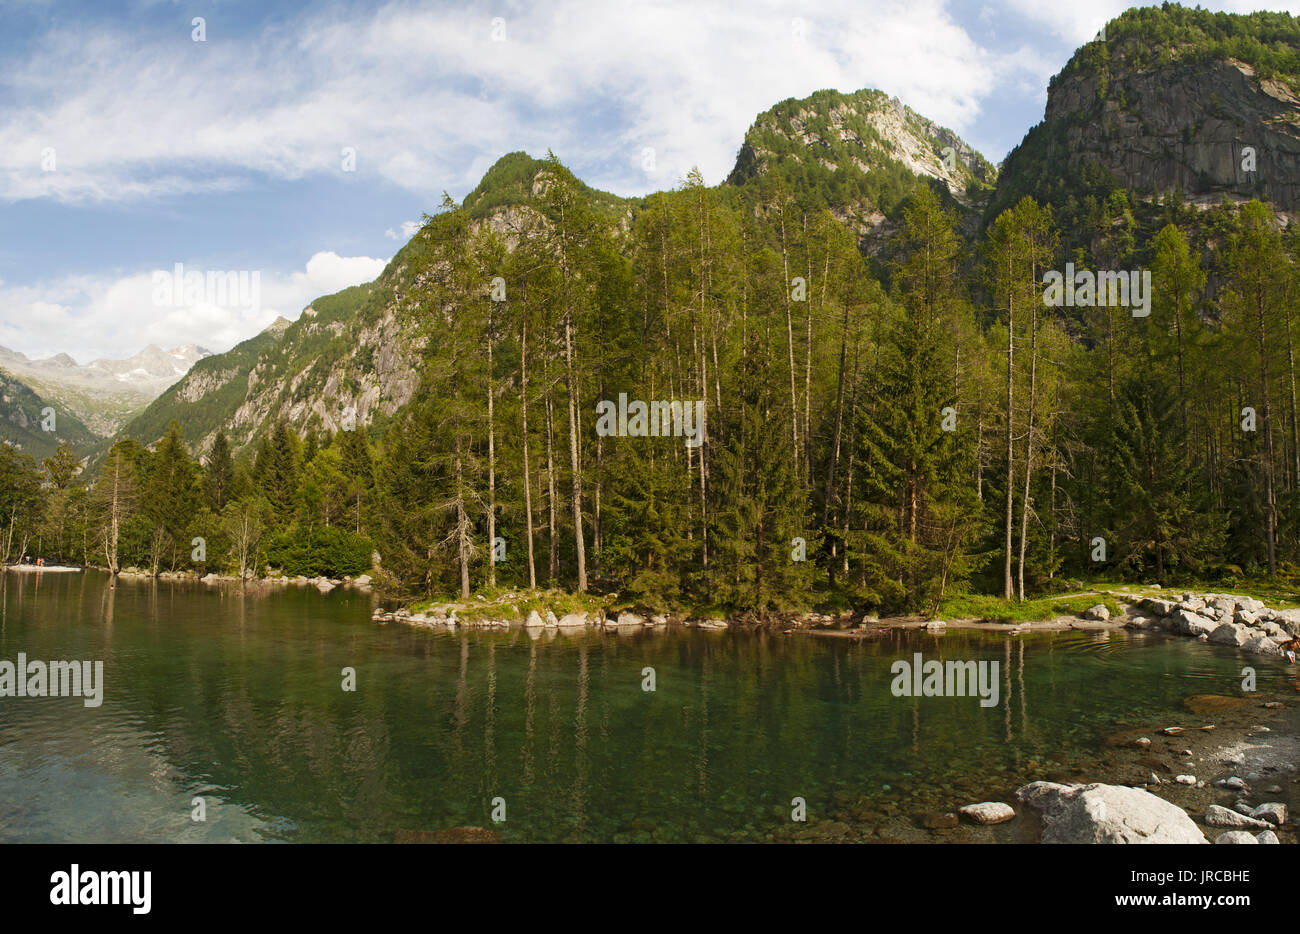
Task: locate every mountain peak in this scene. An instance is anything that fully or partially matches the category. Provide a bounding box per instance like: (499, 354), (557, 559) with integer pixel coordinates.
(726, 87), (996, 203)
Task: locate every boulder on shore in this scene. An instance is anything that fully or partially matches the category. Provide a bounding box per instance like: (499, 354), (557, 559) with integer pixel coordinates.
(1249, 802), (1288, 826)
(1169, 608), (1218, 637)
(1014, 781), (1207, 844)
(1204, 805), (1270, 830)
(959, 802), (1016, 825)
(1208, 622), (1250, 646)
(1214, 831), (1259, 844)
(1241, 634), (1281, 657)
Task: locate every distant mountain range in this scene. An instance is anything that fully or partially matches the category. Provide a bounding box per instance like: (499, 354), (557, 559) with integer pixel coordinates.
(0, 344), (210, 457)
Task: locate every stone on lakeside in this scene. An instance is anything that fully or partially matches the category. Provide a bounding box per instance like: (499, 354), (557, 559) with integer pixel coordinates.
(1241, 635), (1281, 657)
(959, 802), (1016, 825)
(1208, 622), (1250, 646)
(1250, 803), (1288, 826)
(1204, 805), (1271, 830)
(1014, 781), (1207, 844)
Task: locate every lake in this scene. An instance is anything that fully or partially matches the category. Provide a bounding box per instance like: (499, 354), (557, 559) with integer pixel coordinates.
(0, 570), (1290, 843)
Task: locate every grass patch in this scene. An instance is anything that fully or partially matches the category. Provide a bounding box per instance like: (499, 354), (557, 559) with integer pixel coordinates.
(940, 577), (1300, 622)
(938, 592), (1123, 624)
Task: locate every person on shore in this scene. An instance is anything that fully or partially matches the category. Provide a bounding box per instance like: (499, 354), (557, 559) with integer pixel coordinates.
(1284, 638), (1299, 665)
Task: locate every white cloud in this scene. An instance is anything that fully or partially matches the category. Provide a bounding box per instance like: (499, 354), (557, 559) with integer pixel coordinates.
(0, 0), (1040, 204)
(999, 1), (1300, 45)
(385, 220), (422, 240)
(0, 252), (388, 363)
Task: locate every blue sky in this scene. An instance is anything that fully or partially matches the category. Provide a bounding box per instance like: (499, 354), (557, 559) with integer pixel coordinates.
(3, 0), (1297, 362)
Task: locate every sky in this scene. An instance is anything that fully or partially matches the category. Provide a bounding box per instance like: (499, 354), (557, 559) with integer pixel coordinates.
(3, 0), (1299, 363)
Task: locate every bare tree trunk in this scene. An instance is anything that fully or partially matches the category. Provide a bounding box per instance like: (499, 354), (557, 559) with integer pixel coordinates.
(563, 311), (587, 592)
(545, 393), (558, 585)
(1256, 293), (1278, 574)
(1283, 302), (1300, 490)
(780, 213), (799, 462)
(1017, 302), (1040, 602)
(486, 309), (497, 590)
(1003, 264), (1016, 601)
(521, 317), (537, 589)
(556, 202), (588, 592)
(454, 438), (471, 601)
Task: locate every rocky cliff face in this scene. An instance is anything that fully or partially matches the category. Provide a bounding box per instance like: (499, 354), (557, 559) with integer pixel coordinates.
(992, 7), (1300, 225)
(1045, 56), (1300, 213)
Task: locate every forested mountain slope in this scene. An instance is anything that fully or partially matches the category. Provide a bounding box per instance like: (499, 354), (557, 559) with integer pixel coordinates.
(21, 6), (1296, 614)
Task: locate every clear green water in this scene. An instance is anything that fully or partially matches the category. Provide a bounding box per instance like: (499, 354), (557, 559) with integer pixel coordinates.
(0, 570), (1292, 843)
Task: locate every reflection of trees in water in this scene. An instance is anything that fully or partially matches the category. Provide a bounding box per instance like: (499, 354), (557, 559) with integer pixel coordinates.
(24, 578), (1255, 842)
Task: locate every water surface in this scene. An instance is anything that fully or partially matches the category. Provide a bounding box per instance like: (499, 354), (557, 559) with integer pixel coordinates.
(0, 571), (1291, 843)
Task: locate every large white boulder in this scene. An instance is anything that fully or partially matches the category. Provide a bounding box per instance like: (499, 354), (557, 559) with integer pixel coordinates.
(1170, 608), (1218, 637)
(1208, 623), (1250, 646)
(1204, 805), (1270, 830)
(1241, 634), (1281, 657)
(1014, 782), (1207, 844)
(1271, 609), (1300, 637)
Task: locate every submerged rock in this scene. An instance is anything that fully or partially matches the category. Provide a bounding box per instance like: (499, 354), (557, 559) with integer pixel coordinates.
(394, 826), (503, 844)
(1183, 694), (1248, 716)
(1014, 781), (1207, 844)
(920, 812), (959, 830)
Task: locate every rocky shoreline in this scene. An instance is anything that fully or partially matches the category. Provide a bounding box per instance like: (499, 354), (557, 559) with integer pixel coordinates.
(371, 599), (857, 632)
(111, 567), (374, 594)
(371, 602), (753, 632)
(767, 691), (1300, 844)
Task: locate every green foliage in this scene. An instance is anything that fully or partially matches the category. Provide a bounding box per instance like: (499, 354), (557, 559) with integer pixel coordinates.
(264, 524), (374, 578)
